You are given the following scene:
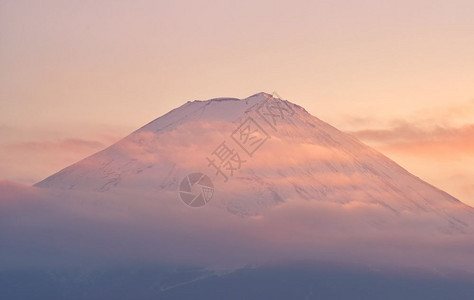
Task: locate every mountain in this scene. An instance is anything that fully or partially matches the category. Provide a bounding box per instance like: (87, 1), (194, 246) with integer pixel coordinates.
(35, 92), (473, 224)
(4, 92), (474, 299)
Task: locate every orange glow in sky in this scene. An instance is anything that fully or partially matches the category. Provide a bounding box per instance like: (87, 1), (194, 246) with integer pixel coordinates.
(1, 0), (473, 205)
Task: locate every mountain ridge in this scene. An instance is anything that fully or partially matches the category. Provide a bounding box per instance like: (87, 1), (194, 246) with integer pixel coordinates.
(34, 93), (474, 228)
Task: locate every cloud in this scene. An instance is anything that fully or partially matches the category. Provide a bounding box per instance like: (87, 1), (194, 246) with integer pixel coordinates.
(350, 123), (474, 156)
(350, 121), (429, 143)
(1, 180), (474, 273)
(338, 98), (474, 148)
(347, 120), (474, 206)
(7, 138), (106, 153)
(0, 135), (122, 184)
(422, 99), (474, 123)
(336, 99), (474, 131)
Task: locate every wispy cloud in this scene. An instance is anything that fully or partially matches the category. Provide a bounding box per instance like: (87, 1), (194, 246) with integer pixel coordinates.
(0, 134), (122, 184)
(7, 138), (106, 153)
(351, 123), (474, 156)
(337, 99), (474, 131)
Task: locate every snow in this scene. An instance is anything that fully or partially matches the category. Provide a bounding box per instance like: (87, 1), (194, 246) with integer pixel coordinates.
(34, 92), (474, 228)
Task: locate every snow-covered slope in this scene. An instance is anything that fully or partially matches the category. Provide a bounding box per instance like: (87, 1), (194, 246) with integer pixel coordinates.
(35, 93), (474, 228)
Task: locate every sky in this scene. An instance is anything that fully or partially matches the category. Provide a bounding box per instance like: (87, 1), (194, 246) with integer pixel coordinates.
(1, 0), (473, 206)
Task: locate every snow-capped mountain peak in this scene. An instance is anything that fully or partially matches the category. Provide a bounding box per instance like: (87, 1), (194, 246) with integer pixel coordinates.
(35, 93), (474, 230)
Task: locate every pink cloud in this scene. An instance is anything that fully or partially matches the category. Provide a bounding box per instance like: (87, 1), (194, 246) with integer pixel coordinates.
(7, 138), (106, 153)
(351, 123), (474, 156)
(0, 134), (123, 184)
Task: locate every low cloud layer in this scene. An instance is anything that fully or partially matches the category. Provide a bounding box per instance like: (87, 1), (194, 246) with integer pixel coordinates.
(1, 180), (474, 275)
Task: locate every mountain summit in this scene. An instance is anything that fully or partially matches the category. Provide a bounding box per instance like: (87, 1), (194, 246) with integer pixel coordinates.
(35, 92), (473, 229)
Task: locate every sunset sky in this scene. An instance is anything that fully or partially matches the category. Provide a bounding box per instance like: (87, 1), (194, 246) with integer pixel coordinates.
(1, 0), (473, 206)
